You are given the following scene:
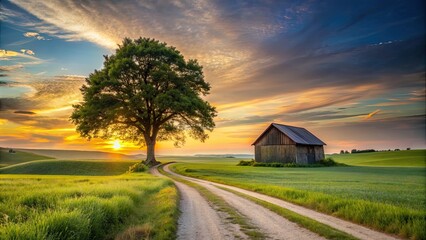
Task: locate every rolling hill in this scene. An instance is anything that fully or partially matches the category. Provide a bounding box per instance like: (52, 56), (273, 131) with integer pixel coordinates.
(0, 159), (138, 175)
(0, 148), (53, 167)
(328, 149), (425, 167)
(18, 148), (144, 160)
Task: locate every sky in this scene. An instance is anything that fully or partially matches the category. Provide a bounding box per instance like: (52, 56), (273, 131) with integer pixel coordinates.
(0, 0), (425, 155)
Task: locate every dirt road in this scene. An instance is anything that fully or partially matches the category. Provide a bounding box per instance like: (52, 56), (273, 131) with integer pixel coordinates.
(150, 166), (248, 239)
(162, 164), (399, 240)
(154, 165), (327, 240)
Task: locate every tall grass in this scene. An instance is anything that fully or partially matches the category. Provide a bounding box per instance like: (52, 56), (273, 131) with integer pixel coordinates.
(0, 173), (178, 240)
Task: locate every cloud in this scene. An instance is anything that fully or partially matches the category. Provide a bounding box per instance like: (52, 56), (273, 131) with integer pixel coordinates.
(23, 31), (46, 40)
(364, 109), (381, 120)
(317, 114), (426, 151)
(0, 49), (40, 61)
(14, 110), (36, 115)
(0, 49), (18, 57)
(0, 75), (85, 128)
(6, 0), (258, 72)
(0, 64), (23, 71)
(20, 49), (35, 55)
(5, 1), (424, 104)
(23, 32), (38, 37)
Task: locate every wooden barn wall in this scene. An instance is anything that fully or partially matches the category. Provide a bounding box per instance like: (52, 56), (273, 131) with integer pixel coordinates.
(314, 146), (325, 161)
(255, 145), (262, 162)
(256, 145), (297, 163)
(296, 145), (325, 164)
(255, 127), (295, 146)
(296, 146), (308, 164)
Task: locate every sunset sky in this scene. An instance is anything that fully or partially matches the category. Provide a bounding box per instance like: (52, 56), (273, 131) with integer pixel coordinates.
(1, 0), (425, 155)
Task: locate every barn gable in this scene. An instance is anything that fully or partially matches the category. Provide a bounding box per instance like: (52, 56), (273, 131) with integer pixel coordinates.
(252, 123), (326, 164)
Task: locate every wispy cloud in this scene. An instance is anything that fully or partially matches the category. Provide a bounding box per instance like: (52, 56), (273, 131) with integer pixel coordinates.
(0, 64), (23, 71)
(0, 75), (85, 129)
(1, 49), (39, 60)
(23, 31), (46, 40)
(20, 49), (35, 55)
(364, 109), (381, 120)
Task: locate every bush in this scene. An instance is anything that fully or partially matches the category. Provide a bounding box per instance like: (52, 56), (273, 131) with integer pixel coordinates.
(127, 163), (148, 173)
(237, 160), (255, 166)
(318, 157), (340, 166)
(238, 158), (344, 168)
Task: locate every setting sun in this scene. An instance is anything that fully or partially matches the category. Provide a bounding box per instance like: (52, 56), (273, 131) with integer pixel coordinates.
(112, 140), (121, 150)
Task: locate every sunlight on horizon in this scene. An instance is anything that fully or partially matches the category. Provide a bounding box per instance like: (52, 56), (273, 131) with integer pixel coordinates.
(112, 140), (121, 150)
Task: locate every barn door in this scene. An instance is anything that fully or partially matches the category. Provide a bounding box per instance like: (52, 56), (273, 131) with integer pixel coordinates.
(307, 146), (315, 164)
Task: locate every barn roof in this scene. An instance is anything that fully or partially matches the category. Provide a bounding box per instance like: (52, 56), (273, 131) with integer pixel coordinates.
(252, 123), (326, 146)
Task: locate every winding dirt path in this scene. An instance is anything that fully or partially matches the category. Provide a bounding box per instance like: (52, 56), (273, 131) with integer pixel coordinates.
(154, 165), (327, 240)
(163, 164), (400, 240)
(150, 166), (248, 240)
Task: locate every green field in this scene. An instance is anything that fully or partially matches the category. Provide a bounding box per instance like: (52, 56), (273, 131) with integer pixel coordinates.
(0, 173), (177, 240)
(0, 150), (178, 240)
(1, 149), (425, 239)
(0, 159), (139, 175)
(329, 150), (425, 167)
(168, 150), (426, 239)
(0, 148), (53, 168)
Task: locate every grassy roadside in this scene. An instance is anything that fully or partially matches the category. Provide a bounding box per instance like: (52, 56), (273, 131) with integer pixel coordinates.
(0, 173), (178, 240)
(158, 165), (265, 239)
(217, 186), (357, 240)
(160, 164), (357, 240)
(170, 162), (426, 240)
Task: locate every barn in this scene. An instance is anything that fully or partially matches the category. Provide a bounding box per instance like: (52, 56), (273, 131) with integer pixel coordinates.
(252, 123), (326, 164)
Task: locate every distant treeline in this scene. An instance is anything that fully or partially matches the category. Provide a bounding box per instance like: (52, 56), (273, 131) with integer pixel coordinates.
(351, 149), (376, 154)
(339, 148), (410, 154)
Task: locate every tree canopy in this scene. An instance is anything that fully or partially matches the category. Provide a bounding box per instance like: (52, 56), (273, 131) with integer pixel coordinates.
(70, 37), (216, 165)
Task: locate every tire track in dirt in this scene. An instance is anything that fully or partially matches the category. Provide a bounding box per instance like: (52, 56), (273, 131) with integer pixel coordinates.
(159, 165), (327, 240)
(164, 163), (400, 240)
(150, 166), (249, 240)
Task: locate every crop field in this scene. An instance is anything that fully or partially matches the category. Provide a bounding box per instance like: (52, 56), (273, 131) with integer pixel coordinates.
(168, 150), (426, 239)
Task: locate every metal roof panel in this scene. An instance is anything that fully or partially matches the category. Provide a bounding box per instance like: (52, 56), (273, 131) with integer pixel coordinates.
(272, 123), (326, 145)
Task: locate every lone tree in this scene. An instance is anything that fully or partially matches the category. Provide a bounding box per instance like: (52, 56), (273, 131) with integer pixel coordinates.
(71, 38), (216, 166)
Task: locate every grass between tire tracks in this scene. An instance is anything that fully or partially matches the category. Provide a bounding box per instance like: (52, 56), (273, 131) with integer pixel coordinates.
(215, 186), (357, 240)
(158, 164), (265, 239)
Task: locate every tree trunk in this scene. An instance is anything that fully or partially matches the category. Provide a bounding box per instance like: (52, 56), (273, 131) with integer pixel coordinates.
(145, 139), (159, 166)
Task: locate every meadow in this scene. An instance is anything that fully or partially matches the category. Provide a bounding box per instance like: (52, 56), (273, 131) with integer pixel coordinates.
(0, 159), (139, 176)
(168, 150), (426, 239)
(0, 150), (178, 240)
(328, 150), (425, 167)
(1, 149), (424, 239)
(0, 148), (53, 168)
